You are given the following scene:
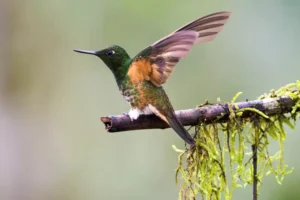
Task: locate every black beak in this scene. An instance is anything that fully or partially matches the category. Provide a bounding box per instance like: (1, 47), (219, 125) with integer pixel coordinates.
(73, 49), (96, 55)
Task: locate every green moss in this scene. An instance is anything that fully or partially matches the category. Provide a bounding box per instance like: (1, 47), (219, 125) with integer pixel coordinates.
(174, 81), (300, 200)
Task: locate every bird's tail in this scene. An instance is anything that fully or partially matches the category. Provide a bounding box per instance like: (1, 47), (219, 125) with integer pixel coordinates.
(165, 113), (195, 145)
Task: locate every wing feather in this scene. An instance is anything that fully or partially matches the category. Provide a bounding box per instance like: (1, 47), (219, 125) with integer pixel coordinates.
(128, 11), (231, 87)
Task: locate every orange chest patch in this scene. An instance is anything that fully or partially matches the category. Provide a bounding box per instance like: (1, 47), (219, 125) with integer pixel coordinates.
(127, 59), (152, 85)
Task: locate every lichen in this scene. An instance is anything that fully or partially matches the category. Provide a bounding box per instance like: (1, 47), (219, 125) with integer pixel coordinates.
(174, 81), (300, 200)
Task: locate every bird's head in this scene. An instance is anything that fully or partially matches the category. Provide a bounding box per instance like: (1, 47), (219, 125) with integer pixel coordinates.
(74, 45), (130, 76)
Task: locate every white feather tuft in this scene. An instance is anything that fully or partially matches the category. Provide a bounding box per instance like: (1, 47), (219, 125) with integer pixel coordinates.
(128, 108), (142, 121)
(128, 106), (153, 121)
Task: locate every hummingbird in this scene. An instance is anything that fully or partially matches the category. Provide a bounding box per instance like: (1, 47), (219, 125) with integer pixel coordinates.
(74, 11), (231, 145)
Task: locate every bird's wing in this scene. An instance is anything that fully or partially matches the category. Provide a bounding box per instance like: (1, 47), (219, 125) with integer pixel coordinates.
(127, 11), (231, 87)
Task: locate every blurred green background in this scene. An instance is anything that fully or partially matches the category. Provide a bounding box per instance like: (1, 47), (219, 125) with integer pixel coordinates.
(1, 0), (300, 199)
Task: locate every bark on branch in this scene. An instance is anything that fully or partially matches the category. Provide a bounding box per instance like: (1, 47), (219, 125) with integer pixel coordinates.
(100, 96), (297, 133)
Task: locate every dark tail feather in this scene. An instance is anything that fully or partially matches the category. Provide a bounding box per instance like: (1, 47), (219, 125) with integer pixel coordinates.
(166, 114), (195, 145)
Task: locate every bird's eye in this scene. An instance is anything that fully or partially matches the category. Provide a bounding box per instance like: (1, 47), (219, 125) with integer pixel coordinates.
(106, 50), (115, 56)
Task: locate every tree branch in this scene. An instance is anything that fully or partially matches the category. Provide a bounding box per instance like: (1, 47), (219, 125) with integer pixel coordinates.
(100, 96), (297, 133)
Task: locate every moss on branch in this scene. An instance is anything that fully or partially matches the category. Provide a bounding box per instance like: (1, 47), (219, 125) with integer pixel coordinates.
(175, 81), (300, 200)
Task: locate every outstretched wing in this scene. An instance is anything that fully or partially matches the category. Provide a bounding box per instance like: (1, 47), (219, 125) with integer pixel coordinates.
(127, 11), (231, 87)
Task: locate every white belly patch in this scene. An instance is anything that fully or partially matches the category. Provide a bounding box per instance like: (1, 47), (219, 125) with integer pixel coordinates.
(128, 105), (153, 121)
